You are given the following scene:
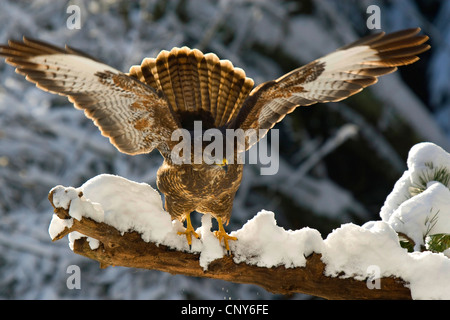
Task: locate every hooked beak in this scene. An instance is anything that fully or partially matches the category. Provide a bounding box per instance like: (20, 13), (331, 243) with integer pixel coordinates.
(216, 158), (228, 173)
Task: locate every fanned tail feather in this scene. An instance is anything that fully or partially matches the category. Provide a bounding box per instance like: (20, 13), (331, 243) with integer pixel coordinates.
(128, 47), (254, 128)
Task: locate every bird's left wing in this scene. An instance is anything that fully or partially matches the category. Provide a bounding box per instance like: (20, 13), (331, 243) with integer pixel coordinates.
(229, 28), (430, 150)
(0, 37), (180, 155)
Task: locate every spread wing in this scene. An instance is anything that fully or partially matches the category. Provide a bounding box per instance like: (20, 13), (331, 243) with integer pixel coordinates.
(0, 37), (180, 155)
(229, 28), (430, 150)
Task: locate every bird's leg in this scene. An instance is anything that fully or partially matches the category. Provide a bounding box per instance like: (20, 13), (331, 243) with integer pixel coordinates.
(178, 213), (200, 248)
(214, 217), (237, 253)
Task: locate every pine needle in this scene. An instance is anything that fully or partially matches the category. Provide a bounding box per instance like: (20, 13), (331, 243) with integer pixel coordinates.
(409, 163), (450, 196)
(426, 234), (450, 253)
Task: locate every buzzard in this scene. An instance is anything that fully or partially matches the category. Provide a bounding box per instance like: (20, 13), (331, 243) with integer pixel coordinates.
(0, 28), (429, 251)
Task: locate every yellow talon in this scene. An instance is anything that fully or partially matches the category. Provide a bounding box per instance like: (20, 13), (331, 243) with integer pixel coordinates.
(214, 217), (237, 252)
(178, 214), (200, 247)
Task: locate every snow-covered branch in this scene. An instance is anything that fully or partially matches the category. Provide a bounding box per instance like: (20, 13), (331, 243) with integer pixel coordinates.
(48, 185), (411, 300)
(46, 141), (450, 301)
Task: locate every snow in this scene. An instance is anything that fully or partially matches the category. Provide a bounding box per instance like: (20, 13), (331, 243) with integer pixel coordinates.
(49, 143), (450, 299)
(51, 174), (175, 245)
(198, 214), (225, 268)
(385, 182), (450, 251)
(80, 174), (173, 243)
(380, 143), (450, 251)
(231, 211), (323, 268)
(323, 221), (405, 281)
(324, 221), (450, 300)
(48, 214), (73, 240)
(49, 174), (230, 269)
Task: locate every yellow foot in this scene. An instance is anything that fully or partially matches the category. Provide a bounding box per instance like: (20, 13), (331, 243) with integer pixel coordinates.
(214, 230), (237, 252)
(178, 228), (200, 248)
(178, 214), (200, 248)
(214, 217), (237, 253)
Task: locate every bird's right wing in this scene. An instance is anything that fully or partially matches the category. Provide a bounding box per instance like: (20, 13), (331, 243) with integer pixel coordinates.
(229, 28), (430, 150)
(0, 37), (180, 155)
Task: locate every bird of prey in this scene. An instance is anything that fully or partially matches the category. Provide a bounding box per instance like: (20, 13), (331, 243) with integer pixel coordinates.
(0, 28), (429, 251)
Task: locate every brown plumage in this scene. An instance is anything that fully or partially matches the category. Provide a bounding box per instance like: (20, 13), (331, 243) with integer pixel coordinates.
(0, 28), (430, 251)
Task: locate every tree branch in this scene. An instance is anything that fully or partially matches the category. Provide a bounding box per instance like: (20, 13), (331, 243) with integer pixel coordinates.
(48, 190), (412, 300)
